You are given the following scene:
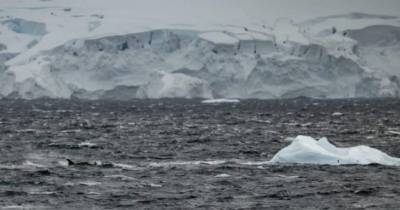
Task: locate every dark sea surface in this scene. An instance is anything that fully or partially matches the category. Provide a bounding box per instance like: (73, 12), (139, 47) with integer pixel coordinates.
(0, 98), (400, 209)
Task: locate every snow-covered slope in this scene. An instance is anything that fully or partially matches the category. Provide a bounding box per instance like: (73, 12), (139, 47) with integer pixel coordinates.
(1, 0), (400, 99)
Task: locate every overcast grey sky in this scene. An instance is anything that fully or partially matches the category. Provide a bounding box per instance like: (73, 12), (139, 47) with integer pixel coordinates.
(2, 0), (399, 25)
(212, 0), (400, 21)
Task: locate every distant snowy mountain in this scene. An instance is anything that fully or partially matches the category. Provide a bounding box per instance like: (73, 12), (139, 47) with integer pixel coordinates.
(1, 0), (400, 99)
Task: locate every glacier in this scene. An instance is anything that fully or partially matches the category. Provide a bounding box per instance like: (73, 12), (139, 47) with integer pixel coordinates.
(0, 0), (400, 99)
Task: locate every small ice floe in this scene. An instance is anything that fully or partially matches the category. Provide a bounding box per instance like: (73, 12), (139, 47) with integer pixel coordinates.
(201, 99), (240, 104)
(63, 159), (102, 167)
(32, 109), (51, 113)
(63, 182), (75, 186)
(79, 181), (101, 186)
(57, 160), (69, 167)
(78, 141), (97, 148)
(276, 174), (299, 179)
(28, 190), (55, 195)
(270, 135), (400, 166)
(215, 173), (231, 178)
(148, 183), (162, 188)
(331, 112), (344, 116)
(60, 129), (81, 133)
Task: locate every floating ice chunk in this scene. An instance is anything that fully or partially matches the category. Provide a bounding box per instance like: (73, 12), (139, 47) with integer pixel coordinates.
(28, 190), (55, 195)
(332, 112), (344, 116)
(276, 174), (299, 179)
(57, 160), (69, 167)
(78, 141), (97, 148)
(270, 135), (400, 166)
(201, 99), (240, 104)
(148, 183), (163, 188)
(215, 173), (231, 178)
(60, 129), (82, 133)
(79, 181), (101, 186)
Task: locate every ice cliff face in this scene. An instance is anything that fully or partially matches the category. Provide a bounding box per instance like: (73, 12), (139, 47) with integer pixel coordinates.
(0, 1), (400, 99)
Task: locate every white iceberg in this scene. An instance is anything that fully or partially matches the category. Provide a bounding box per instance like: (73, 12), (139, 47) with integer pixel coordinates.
(270, 135), (400, 166)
